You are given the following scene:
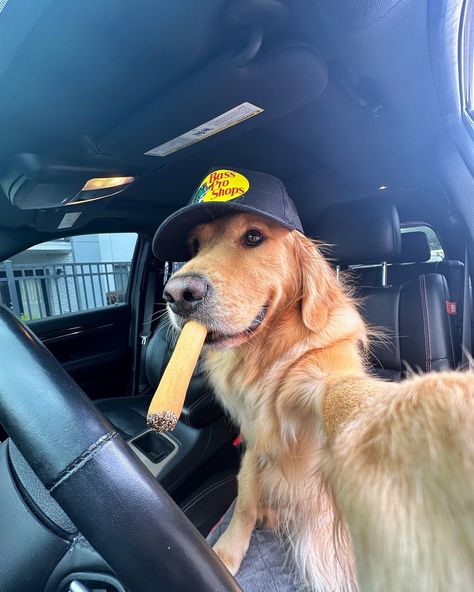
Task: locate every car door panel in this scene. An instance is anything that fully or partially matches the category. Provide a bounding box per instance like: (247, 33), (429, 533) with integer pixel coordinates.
(29, 305), (132, 399)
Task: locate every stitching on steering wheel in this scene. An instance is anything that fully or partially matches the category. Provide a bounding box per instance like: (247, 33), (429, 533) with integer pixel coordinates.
(49, 431), (118, 492)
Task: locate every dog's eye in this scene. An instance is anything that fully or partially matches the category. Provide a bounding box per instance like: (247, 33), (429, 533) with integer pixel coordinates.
(244, 229), (265, 246)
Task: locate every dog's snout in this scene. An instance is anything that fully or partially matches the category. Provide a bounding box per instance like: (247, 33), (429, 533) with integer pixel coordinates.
(163, 275), (209, 316)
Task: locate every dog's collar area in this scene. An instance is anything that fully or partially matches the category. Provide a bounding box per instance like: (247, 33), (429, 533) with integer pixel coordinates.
(205, 303), (269, 346)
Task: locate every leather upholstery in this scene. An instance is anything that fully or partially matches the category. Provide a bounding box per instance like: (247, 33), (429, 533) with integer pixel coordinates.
(0, 441), (70, 592)
(396, 231), (431, 263)
(354, 245), (464, 364)
(392, 260), (464, 365)
(0, 306), (241, 592)
(360, 274), (455, 379)
(359, 285), (402, 379)
(311, 197), (401, 265)
(390, 260), (464, 317)
(398, 275), (455, 372)
(313, 198), (456, 378)
(180, 470), (238, 536)
(0, 306), (114, 489)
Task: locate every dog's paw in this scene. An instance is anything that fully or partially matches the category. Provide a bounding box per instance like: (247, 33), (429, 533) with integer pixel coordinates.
(212, 541), (244, 575)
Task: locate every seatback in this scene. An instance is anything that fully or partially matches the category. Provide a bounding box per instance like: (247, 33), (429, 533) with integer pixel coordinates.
(389, 231), (464, 363)
(145, 318), (222, 427)
(359, 276), (455, 379)
(312, 198), (456, 378)
(358, 231), (464, 363)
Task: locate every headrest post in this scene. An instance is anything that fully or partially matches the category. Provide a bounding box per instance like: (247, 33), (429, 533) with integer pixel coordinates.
(336, 265), (341, 282)
(381, 261), (388, 286)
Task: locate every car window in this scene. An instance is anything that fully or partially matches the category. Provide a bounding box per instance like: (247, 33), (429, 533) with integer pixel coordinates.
(400, 224), (444, 262)
(461, 0), (474, 127)
(0, 233), (138, 321)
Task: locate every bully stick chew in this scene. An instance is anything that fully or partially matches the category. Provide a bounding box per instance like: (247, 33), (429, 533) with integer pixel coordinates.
(147, 320), (207, 432)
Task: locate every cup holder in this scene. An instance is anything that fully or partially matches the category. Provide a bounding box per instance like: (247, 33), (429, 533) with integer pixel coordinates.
(131, 431), (175, 464)
(128, 429), (179, 478)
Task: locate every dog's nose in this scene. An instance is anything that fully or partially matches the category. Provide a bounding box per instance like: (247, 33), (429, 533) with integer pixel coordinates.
(163, 275), (209, 317)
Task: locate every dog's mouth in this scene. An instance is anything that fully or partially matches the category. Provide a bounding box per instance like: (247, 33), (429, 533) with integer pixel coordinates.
(204, 304), (269, 348)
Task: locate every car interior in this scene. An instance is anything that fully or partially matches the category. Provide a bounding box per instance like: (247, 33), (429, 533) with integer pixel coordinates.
(0, 0), (473, 591)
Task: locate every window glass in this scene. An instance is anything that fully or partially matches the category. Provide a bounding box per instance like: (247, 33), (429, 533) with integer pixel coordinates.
(461, 0), (474, 125)
(401, 225), (444, 262)
(0, 233), (137, 321)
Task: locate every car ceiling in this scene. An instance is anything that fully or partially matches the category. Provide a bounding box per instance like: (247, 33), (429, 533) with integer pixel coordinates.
(0, 0), (462, 252)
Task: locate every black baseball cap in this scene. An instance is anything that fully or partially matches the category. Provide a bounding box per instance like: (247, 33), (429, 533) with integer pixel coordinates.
(152, 167), (304, 261)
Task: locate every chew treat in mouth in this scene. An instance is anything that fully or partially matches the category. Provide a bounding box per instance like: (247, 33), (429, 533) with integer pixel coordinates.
(147, 320), (207, 432)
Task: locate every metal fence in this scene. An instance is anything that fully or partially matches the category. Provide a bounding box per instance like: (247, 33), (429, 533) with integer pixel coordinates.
(0, 261), (131, 321)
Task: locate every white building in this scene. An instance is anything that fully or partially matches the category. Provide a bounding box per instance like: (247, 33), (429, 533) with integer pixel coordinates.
(1, 233), (136, 320)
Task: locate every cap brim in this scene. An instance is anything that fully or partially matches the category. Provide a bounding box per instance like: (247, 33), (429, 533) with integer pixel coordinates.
(153, 201), (296, 261)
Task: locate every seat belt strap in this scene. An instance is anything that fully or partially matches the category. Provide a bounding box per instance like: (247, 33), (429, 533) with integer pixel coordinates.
(461, 243), (472, 368)
(139, 266), (158, 391)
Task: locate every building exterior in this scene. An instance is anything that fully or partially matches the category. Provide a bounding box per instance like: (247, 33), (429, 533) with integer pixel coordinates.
(0, 233), (137, 320)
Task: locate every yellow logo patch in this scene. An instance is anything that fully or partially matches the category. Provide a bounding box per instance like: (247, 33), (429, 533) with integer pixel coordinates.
(193, 169), (249, 203)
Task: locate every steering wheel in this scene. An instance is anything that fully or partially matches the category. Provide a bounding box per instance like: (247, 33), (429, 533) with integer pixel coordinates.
(0, 307), (241, 592)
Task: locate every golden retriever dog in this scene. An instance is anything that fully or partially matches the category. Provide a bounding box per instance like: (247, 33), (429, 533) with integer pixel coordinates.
(164, 212), (474, 591)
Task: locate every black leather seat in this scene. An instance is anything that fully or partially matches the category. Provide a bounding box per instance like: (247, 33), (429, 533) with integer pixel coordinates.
(351, 230), (464, 365)
(389, 231), (464, 363)
(312, 198), (456, 380)
(360, 276), (455, 379)
(180, 469), (238, 536)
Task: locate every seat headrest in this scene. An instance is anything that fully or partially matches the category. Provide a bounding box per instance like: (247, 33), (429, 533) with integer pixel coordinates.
(311, 198), (401, 266)
(396, 231), (431, 263)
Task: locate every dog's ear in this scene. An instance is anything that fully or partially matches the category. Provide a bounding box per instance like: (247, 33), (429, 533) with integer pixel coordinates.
(293, 232), (341, 333)
(292, 232), (367, 348)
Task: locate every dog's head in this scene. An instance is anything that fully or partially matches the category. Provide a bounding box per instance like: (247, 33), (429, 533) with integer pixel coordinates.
(164, 212), (355, 349)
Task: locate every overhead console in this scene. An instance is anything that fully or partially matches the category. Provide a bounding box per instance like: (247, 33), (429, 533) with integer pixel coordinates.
(0, 153), (137, 210)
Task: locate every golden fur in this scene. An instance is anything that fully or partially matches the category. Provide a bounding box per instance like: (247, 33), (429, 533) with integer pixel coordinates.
(167, 213), (474, 591)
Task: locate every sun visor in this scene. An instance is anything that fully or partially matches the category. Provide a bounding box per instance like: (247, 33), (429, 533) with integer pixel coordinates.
(99, 44), (327, 160)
